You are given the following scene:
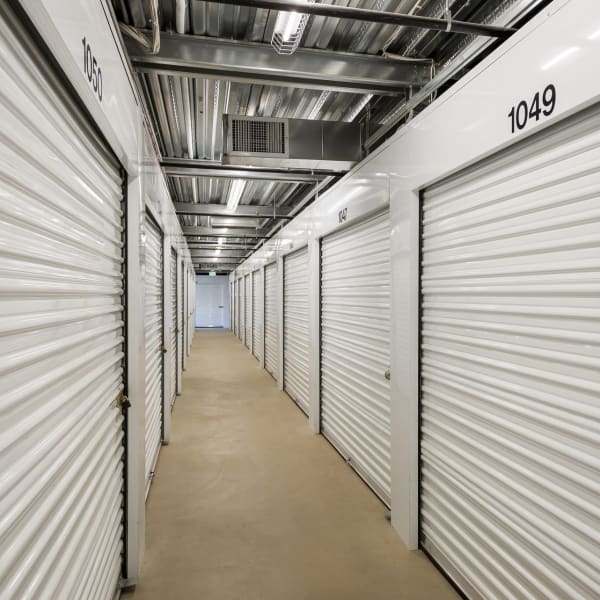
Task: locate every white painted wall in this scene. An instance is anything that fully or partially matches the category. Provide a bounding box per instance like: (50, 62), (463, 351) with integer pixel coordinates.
(195, 276), (231, 329)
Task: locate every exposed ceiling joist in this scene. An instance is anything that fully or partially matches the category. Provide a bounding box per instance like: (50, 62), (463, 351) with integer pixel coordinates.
(205, 0), (517, 39)
(174, 203), (292, 219)
(163, 159), (338, 182)
(193, 258), (242, 265)
(129, 33), (433, 95)
(187, 243), (256, 250)
(189, 250), (249, 258)
(183, 226), (269, 238)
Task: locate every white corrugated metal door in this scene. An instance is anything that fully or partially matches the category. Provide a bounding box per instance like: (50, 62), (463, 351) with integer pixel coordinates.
(264, 263), (279, 379)
(283, 247), (310, 414)
(320, 210), (391, 506)
(170, 249), (178, 406)
(252, 270), (262, 362)
(0, 10), (125, 598)
(179, 259), (184, 375)
(144, 214), (163, 496)
(420, 106), (600, 600)
(245, 274), (251, 349)
(234, 279), (238, 336)
(240, 277), (246, 345)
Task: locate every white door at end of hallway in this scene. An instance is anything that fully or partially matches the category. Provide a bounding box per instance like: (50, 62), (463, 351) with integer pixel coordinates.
(195, 275), (230, 328)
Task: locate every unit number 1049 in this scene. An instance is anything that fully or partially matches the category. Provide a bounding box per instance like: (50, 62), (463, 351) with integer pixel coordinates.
(508, 84), (556, 134)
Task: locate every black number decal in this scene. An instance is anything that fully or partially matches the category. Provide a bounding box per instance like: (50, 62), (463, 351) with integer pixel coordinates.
(528, 92), (541, 121)
(81, 36), (102, 102)
(338, 208), (348, 224)
(542, 84), (556, 116)
(516, 100), (528, 130)
(508, 84), (556, 134)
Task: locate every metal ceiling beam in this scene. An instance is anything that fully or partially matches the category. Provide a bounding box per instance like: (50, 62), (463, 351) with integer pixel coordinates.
(187, 243), (256, 249)
(206, 0), (516, 39)
(183, 226), (269, 238)
(175, 203), (292, 219)
(190, 250), (249, 258)
(192, 258), (242, 267)
(129, 33), (433, 95)
(163, 159), (337, 182)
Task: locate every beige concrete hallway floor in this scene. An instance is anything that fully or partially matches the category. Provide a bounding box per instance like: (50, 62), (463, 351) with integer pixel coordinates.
(124, 330), (457, 600)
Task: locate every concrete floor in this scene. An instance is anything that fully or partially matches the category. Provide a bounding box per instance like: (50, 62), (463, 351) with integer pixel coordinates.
(124, 330), (456, 600)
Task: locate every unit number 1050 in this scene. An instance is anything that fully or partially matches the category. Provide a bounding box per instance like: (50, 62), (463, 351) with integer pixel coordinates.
(508, 84), (556, 134)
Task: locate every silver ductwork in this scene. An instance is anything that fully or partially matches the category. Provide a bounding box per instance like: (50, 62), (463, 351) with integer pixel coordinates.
(223, 115), (362, 171)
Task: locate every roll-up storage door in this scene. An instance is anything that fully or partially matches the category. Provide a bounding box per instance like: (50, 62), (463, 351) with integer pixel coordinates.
(240, 277), (246, 345)
(179, 259), (184, 375)
(420, 106), (600, 600)
(144, 214), (163, 496)
(170, 250), (178, 406)
(252, 270), (262, 362)
(283, 247), (310, 414)
(245, 274), (251, 350)
(320, 210), (391, 506)
(0, 8), (126, 598)
(264, 263), (279, 379)
(233, 280), (238, 336)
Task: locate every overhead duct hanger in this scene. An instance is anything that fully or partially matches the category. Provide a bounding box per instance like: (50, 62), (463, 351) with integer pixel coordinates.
(204, 0), (517, 39)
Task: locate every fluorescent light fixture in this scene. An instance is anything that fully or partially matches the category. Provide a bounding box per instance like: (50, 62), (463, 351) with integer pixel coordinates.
(541, 46), (580, 71)
(226, 179), (245, 212)
(271, 1), (313, 55)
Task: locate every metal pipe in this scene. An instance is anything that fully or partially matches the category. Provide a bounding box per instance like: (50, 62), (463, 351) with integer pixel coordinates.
(204, 0), (516, 39)
(119, 0), (160, 53)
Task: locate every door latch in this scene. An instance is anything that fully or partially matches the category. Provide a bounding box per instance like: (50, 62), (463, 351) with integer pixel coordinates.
(384, 368), (391, 381)
(160, 345), (167, 354)
(116, 391), (131, 411)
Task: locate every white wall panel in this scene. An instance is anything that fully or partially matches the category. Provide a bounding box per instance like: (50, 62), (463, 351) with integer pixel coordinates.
(283, 247), (310, 414)
(0, 14), (125, 597)
(264, 263), (279, 379)
(245, 274), (252, 350)
(144, 215), (163, 497)
(252, 270), (263, 362)
(320, 211), (392, 506)
(420, 105), (600, 600)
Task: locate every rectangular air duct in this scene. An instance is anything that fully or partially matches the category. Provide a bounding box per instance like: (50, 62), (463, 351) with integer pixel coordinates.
(224, 115), (362, 171)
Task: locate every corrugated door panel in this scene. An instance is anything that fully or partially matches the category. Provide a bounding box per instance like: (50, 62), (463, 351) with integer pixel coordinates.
(238, 277), (246, 343)
(234, 280), (238, 336)
(320, 210), (391, 506)
(245, 274), (251, 349)
(252, 270), (263, 362)
(179, 260), (184, 374)
(144, 215), (163, 496)
(0, 13), (124, 599)
(420, 105), (600, 600)
(284, 247), (310, 414)
(264, 263), (279, 379)
(170, 250), (177, 406)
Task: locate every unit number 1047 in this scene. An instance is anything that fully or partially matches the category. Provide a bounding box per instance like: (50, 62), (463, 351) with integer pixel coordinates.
(508, 84), (556, 134)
